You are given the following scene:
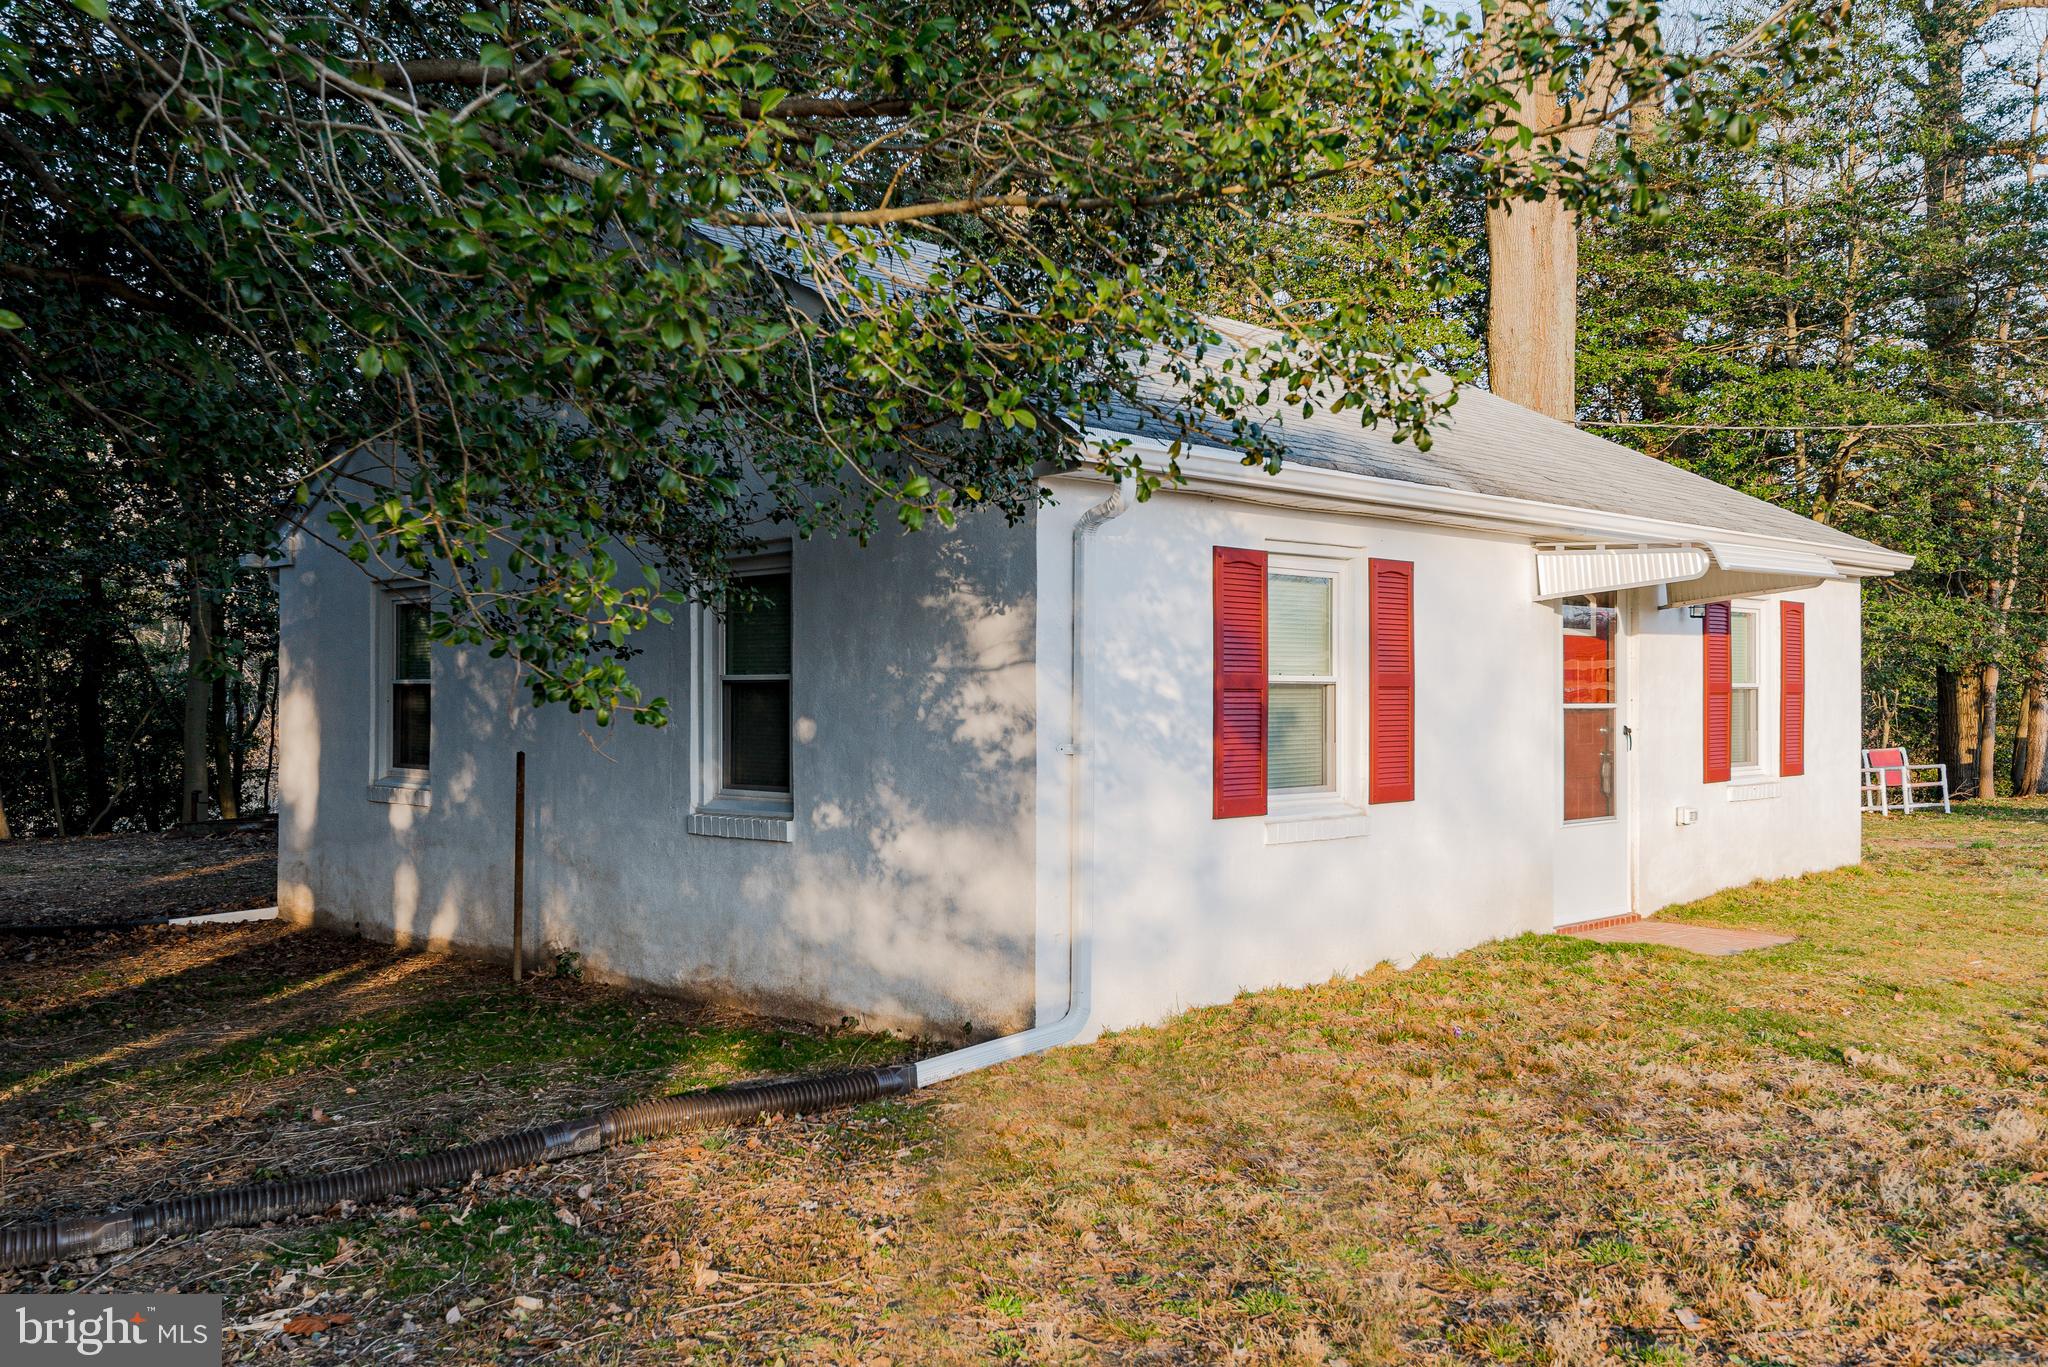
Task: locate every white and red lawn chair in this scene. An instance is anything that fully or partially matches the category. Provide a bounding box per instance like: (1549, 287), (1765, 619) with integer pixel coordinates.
(1861, 747), (1951, 815)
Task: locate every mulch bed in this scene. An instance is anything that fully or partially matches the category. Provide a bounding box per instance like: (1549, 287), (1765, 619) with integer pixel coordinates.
(0, 823), (276, 931)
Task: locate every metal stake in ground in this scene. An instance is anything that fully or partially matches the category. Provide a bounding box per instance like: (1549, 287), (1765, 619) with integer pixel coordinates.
(513, 749), (526, 983)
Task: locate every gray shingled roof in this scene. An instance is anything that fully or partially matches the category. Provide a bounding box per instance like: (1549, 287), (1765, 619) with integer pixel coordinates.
(690, 222), (951, 306)
(1089, 333), (1894, 561)
(688, 224), (1894, 562)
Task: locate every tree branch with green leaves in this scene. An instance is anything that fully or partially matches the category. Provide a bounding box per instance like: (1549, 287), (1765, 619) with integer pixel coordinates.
(1, 0), (1828, 723)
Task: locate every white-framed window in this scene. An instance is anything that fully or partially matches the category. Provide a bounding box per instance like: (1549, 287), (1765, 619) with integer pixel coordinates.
(383, 593), (432, 778)
(1268, 569), (1336, 793)
(1261, 547), (1371, 831)
(1730, 606), (1761, 769)
(690, 551), (795, 837)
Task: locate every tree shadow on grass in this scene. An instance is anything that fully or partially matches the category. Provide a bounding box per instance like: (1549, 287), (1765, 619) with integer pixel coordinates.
(0, 921), (907, 1227)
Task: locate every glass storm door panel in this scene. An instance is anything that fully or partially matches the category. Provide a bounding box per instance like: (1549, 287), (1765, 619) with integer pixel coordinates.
(1553, 594), (1632, 926)
(1562, 596), (1617, 820)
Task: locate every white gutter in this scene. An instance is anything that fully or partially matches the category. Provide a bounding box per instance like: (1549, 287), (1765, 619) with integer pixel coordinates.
(913, 487), (1129, 1086)
(1087, 433), (1914, 578)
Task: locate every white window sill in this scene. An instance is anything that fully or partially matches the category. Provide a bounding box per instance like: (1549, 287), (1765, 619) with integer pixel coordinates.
(1264, 796), (1370, 845)
(1727, 779), (1781, 802)
(689, 800), (794, 843)
(367, 780), (432, 809)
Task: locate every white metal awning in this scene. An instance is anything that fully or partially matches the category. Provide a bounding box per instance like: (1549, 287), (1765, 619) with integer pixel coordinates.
(1535, 546), (1710, 600)
(1662, 543), (1843, 607)
(1535, 542), (1841, 604)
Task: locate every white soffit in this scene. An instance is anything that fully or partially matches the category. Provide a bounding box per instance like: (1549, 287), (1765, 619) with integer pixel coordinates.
(1663, 542), (1844, 607)
(1535, 546), (1711, 600)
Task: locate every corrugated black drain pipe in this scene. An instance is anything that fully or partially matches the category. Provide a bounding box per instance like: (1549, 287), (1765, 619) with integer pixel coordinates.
(0, 1062), (918, 1270)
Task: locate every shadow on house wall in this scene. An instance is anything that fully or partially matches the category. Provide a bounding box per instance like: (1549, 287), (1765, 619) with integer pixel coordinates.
(277, 510), (1039, 1039)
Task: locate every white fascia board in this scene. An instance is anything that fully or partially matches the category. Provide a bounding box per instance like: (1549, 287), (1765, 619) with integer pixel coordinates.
(1074, 431), (1916, 577)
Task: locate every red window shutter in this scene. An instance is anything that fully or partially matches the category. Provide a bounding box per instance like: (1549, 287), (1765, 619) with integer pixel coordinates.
(1781, 601), (1806, 777)
(1213, 547), (1268, 818)
(1369, 558), (1415, 804)
(1702, 601), (1732, 783)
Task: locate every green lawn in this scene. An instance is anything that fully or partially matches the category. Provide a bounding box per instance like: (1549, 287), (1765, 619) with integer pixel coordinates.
(4, 804), (2044, 1364)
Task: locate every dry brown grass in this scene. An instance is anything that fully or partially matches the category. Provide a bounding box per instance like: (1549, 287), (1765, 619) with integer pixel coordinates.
(0, 824), (275, 929)
(677, 803), (2048, 1365)
(2, 803), (2044, 1364)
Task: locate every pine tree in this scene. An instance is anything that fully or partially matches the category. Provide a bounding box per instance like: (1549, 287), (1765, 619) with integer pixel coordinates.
(1579, 0), (2048, 789)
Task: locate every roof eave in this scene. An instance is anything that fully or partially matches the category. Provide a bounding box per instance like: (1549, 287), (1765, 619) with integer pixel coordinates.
(1074, 429), (1915, 577)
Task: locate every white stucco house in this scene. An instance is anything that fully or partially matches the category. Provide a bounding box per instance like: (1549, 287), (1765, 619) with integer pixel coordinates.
(269, 341), (1911, 1043)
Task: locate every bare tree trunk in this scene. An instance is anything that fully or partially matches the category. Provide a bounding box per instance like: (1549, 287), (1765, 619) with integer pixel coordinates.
(210, 606), (239, 821)
(1976, 663), (2001, 797)
(230, 675), (245, 811)
(43, 729), (68, 838)
(1480, 3), (1650, 423)
(1482, 0), (1579, 421)
(182, 562), (213, 825)
(2014, 638), (2048, 797)
(120, 624), (176, 829)
(1937, 665), (1977, 793)
(85, 703), (154, 835)
(261, 666), (278, 813)
(1913, 0), (1977, 401)
(76, 571), (112, 832)
(1937, 665), (1958, 772)
(245, 657), (277, 813)
(1959, 671), (1983, 795)
(1487, 194), (1580, 421)
(2013, 678), (2032, 796)
(0, 793), (11, 841)
(1626, 38), (1663, 143)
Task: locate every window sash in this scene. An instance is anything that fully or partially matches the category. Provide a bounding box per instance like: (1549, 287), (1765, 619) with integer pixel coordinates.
(393, 601), (432, 684)
(1269, 573), (1334, 678)
(720, 571), (792, 794)
(1268, 683), (1332, 791)
(1729, 610), (1758, 687)
(724, 573), (791, 679)
(723, 679), (791, 791)
(391, 682), (431, 771)
(1731, 684), (1760, 767)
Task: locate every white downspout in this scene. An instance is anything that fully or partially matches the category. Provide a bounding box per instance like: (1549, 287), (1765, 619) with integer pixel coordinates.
(913, 486), (1128, 1086)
